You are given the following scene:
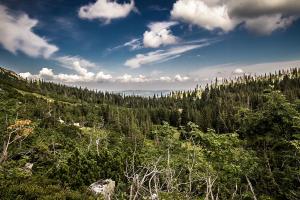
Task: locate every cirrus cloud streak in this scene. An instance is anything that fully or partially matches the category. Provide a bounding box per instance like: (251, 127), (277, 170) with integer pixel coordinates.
(125, 42), (211, 69)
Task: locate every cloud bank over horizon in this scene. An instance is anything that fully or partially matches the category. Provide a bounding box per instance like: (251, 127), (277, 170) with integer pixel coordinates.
(18, 59), (300, 91)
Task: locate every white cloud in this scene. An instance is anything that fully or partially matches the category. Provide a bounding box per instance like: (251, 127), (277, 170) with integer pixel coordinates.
(143, 21), (179, 48)
(228, 0), (300, 18)
(244, 14), (296, 35)
(21, 66), (112, 83)
(114, 73), (193, 83)
(170, 0), (300, 35)
(115, 74), (191, 83)
(109, 21), (202, 53)
(54, 55), (98, 78)
(96, 71), (113, 81)
(171, 0), (236, 32)
(53, 56), (98, 83)
(78, 0), (135, 23)
(20, 55), (113, 83)
(125, 44), (209, 68)
(20, 56), (104, 83)
(72, 61), (87, 75)
(124, 38), (143, 50)
(19, 59), (300, 90)
(159, 76), (172, 82)
(19, 67), (193, 85)
(233, 68), (244, 75)
(117, 74), (149, 83)
(55, 74), (79, 82)
(174, 74), (190, 82)
(19, 72), (32, 79)
(109, 38), (142, 52)
(0, 5), (58, 58)
(55, 55), (96, 69)
(191, 59), (300, 84)
(39, 68), (54, 79)
(110, 21), (178, 52)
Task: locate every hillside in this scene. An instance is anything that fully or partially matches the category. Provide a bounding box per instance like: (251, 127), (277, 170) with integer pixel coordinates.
(0, 67), (300, 199)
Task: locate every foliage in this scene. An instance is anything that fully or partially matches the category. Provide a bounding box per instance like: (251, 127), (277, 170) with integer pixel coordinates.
(0, 67), (299, 199)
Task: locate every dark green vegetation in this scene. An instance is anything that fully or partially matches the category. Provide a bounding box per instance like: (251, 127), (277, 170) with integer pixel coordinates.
(0, 67), (300, 199)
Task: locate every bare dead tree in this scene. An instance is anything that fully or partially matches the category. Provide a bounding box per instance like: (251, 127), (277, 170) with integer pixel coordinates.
(187, 136), (197, 194)
(125, 141), (162, 200)
(165, 148), (175, 193)
(246, 176), (257, 200)
(0, 118), (33, 164)
(231, 182), (238, 200)
(96, 139), (100, 156)
(124, 134), (220, 200)
(204, 175), (218, 200)
(88, 133), (92, 151)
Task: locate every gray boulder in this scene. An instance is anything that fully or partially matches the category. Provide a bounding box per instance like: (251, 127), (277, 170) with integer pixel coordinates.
(24, 163), (33, 170)
(89, 179), (115, 200)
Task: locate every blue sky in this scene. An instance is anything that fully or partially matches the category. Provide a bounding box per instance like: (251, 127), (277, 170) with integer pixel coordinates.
(0, 0), (300, 90)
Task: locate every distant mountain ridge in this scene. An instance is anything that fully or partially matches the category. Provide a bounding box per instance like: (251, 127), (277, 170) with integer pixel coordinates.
(0, 66), (172, 98)
(114, 90), (172, 97)
(0, 66), (23, 80)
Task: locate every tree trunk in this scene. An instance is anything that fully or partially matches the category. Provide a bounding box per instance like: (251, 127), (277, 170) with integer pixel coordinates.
(0, 141), (9, 164)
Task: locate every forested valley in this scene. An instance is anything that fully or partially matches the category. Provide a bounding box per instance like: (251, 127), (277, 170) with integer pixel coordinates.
(0, 67), (300, 200)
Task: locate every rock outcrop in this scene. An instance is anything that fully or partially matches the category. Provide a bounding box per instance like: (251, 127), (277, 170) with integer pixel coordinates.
(89, 179), (115, 200)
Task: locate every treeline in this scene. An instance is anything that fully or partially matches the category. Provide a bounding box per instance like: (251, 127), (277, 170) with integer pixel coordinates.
(1, 67), (300, 134)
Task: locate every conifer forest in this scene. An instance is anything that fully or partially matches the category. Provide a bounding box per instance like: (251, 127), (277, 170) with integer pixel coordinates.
(0, 67), (300, 199)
